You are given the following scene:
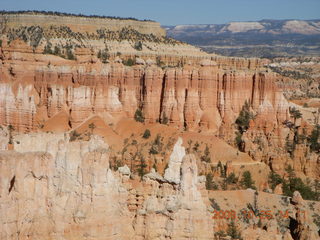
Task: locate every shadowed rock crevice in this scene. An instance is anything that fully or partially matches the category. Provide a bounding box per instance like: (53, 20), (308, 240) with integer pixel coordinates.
(8, 175), (15, 193)
(289, 217), (299, 240)
(158, 74), (167, 123)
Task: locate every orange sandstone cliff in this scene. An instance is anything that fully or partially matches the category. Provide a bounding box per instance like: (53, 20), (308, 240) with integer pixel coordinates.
(0, 40), (285, 133)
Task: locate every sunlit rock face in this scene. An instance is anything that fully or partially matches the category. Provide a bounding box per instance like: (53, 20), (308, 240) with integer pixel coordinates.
(0, 135), (214, 239)
(0, 134), (134, 240)
(0, 43), (286, 133)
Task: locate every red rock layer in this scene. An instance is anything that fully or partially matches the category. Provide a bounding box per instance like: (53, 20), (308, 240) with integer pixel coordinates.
(0, 65), (288, 133)
(0, 42), (288, 133)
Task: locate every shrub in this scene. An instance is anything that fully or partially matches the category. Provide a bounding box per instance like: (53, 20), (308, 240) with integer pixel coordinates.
(283, 177), (317, 200)
(111, 157), (123, 171)
(193, 142), (200, 152)
(268, 171), (283, 190)
(308, 124), (320, 152)
(285, 135), (296, 157)
(282, 167), (319, 200)
(66, 49), (76, 60)
(97, 48), (109, 63)
(186, 140), (193, 153)
(53, 46), (61, 56)
(200, 145), (211, 163)
(314, 179), (320, 195)
(88, 123), (96, 134)
(64, 44), (76, 60)
(234, 101), (254, 151)
(149, 134), (162, 155)
(209, 198), (220, 210)
(9, 67), (15, 76)
(154, 134), (162, 146)
(134, 108), (144, 123)
(69, 130), (81, 141)
(226, 172), (238, 184)
(285, 165), (295, 179)
(313, 213), (320, 230)
(205, 173), (218, 190)
(123, 58), (135, 66)
(240, 171), (255, 189)
(152, 163), (157, 172)
(149, 146), (158, 154)
(217, 161), (226, 178)
(289, 107), (302, 124)
(8, 124), (14, 144)
(134, 41), (142, 51)
(214, 230), (227, 239)
(235, 101), (254, 134)
(227, 221), (242, 240)
(142, 129), (151, 139)
(161, 112), (169, 124)
(136, 155), (147, 180)
(43, 42), (53, 54)
(235, 131), (244, 151)
(156, 56), (165, 67)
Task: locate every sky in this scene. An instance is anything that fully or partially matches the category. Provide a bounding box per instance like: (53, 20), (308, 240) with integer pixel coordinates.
(1, 0), (320, 25)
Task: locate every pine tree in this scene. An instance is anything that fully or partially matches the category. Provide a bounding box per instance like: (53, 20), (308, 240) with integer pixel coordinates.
(8, 124), (14, 144)
(227, 221), (242, 239)
(142, 129), (151, 139)
(137, 155), (147, 180)
(134, 108), (144, 123)
(308, 124), (320, 152)
(240, 171), (255, 189)
(268, 171), (283, 190)
(201, 145), (211, 163)
(88, 123), (96, 135)
(289, 107), (302, 125)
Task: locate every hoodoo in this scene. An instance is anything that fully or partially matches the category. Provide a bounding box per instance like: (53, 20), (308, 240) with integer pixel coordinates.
(0, 11), (319, 240)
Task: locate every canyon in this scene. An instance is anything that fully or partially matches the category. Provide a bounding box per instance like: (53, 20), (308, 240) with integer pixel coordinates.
(0, 12), (319, 240)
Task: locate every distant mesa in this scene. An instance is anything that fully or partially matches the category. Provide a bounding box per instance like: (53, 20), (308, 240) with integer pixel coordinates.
(0, 10), (165, 37)
(166, 19), (320, 58)
(0, 10), (155, 22)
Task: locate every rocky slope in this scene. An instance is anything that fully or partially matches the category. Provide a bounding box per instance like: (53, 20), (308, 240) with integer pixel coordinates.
(1, 133), (319, 239)
(1, 133), (215, 239)
(267, 57), (320, 99)
(0, 11), (205, 63)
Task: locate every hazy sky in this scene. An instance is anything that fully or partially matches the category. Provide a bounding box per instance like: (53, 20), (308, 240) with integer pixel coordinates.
(1, 0), (320, 25)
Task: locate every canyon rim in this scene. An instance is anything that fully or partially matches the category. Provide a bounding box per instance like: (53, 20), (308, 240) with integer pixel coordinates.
(0, 11), (319, 240)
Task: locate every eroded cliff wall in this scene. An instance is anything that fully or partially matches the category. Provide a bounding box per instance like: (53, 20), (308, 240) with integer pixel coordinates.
(0, 134), (215, 239)
(0, 43), (288, 133)
(1, 133), (319, 240)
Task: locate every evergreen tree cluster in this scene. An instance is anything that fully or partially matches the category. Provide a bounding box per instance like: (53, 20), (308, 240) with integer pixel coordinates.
(268, 166), (319, 201)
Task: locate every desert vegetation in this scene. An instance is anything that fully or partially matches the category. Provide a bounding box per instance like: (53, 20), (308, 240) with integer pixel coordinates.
(235, 101), (255, 151)
(134, 108), (145, 123)
(97, 47), (110, 63)
(43, 42), (76, 60)
(0, 10), (153, 22)
(268, 166), (319, 201)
